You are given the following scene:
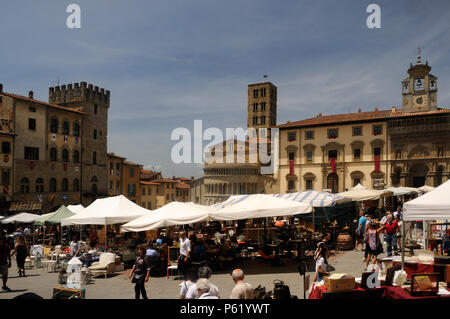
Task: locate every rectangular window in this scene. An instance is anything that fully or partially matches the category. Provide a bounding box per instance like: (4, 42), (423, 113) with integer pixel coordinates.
(353, 126), (362, 136)
(28, 118), (36, 130)
(24, 147), (39, 160)
(306, 151), (313, 162)
(261, 102), (266, 111)
(261, 116), (266, 125)
(374, 147), (381, 157)
(328, 128), (338, 139)
(253, 117), (257, 125)
(373, 125), (382, 136)
(328, 150), (337, 160)
(130, 167), (134, 177)
(29, 106), (36, 112)
(1, 142), (10, 154)
(305, 131), (314, 140)
(288, 132), (296, 142)
(438, 147), (444, 157)
(253, 89), (258, 98)
(253, 103), (258, 112)
(353, 178), (361, 187)
(354, 148), (361, 160)
(288, 180), (295, 190)
(1, 170), (10, 185)
(305, 179), (313, 190)
(288, 152), (295, 161)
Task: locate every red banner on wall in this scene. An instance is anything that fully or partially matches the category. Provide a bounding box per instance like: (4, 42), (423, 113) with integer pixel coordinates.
(289, 160), (294, 175)
(375, 156), (380, 172)
(330, 158), (336, 173)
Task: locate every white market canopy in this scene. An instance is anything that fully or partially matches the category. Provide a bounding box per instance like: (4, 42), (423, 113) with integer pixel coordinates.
(210, 194), (312, 221)
(337, 183), (393, 201)
(418, 185), (435, 193)
(63, 195), (150, 225)
(386, 187), (416, 196)
(270, 190), (351, 207)
(67, 204), (85, 214)
(403, 179), (450, 221)
(2, 212), (51, 224)
(121, 201), (211, 232)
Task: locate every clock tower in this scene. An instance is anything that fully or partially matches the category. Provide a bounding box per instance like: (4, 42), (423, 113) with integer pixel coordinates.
(401, 51), (437, 113)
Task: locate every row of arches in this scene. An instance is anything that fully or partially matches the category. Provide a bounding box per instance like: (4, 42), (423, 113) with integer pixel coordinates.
(205, 182), (259, 195)
(205, 167), (259, 176)
(49, 147), (80, 163)
(20, 177), (80, 193)
(50, 118), (80, 136)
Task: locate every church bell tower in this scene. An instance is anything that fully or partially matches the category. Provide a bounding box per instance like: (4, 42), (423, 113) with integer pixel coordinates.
(402, 50), (438, 113)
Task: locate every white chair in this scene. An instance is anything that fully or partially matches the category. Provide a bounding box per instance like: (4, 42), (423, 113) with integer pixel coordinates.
(89, 252), (116, 279)
(42, 246), (61, 272)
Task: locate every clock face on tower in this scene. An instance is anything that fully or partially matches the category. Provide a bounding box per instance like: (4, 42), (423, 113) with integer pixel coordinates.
(415, 77), (424, 90)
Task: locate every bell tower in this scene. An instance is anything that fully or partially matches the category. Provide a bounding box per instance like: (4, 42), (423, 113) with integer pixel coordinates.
(247, 82), (277, 134)
(402, 50), (438, 113)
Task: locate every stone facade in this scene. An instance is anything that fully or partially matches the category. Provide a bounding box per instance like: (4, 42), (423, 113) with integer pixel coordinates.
(276, 57), (450, 193)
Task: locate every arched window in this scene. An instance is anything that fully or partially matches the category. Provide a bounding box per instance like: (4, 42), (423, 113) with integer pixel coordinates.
(62, 149), (69, 162)
(73, 178), (80, 192)
(50, 118), (58, 133)
(50, 147), (57, 162)
(62, 121), (69, 135)
(20, 178), (29, 193)
(73, 122), (80, 136)
(50, 178), (57, 192)
(92, 183), (98, 193)
(36, 178), (44, 193)
(73, 150), (80, 164)
(62, 178), (68, 192)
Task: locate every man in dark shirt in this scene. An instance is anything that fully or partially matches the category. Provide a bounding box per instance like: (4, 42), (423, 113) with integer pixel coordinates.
(0, 235), (12, 292)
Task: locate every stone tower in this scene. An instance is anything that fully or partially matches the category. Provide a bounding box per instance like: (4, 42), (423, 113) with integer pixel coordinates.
(49, 82), (110, 206)
(402, 52), (438, 113)
(247, 82), (277, 134)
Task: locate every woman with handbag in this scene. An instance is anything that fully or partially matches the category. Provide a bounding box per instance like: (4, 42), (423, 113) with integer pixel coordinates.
(129, 247), (150, 299)
(364, 223), (384, 271)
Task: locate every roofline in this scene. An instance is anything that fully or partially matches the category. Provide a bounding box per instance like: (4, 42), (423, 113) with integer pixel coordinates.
(2, 92), (88, 115)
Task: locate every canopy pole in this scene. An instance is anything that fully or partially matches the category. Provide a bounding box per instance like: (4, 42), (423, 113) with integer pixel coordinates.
(312, 208), (315, 232)
(401, 219), (406, 271)
(105, 223), (107, 248)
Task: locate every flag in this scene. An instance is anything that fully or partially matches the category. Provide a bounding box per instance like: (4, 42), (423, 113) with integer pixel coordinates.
(375, 156), (380, 172)
(330, 158), (336, 173)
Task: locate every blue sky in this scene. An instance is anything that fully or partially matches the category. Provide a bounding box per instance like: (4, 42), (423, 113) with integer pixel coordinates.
(1, 0), (450, 178)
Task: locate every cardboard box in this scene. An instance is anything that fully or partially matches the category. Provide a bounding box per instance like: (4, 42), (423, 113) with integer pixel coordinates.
(324, 275), (355, 292)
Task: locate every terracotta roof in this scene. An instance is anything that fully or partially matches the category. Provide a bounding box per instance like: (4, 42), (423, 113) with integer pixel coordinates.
(9, 201), (42, 212)
(107, 152), (126, 159)
(152, 178), (177, 183)
(2, 92), (87, 115)
(123, 160), (141, 166)
(140, 181), (160, 185)
(175, 182), (190, 189)
(276, 108), (450, 129)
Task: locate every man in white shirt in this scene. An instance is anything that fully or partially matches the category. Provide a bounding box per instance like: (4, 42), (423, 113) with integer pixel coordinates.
(186, 266), (220, 299)
(230, 269), (253, 299)
(178, 231), (191, 278)
(197, 278), (219, 299)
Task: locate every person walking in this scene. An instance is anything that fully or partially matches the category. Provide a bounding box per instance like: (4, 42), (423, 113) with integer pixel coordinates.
(314, 243), (330, 282)
(0, 235), (12, 292)
(178, 231), (191, 279)
(355, 210), (366, 252)
(364, 223), (384, 270)
(382, 214), (399, 257)
(10, 236), (29, 277)
(69, 235), (81, 257)
(230, 269), (253, 299)
(363, 214), (372, 262)
(129, 247), (150, 299)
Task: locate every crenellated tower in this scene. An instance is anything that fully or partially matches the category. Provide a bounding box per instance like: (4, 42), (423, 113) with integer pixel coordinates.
(49, 82), (110, 205)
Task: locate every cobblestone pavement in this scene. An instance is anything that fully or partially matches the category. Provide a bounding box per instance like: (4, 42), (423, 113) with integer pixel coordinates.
(1, 244), (392, 299)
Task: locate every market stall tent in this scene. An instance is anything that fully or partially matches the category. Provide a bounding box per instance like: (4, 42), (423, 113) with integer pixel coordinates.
(121, 201), (211, 232)
(34, 205), (75, 226)
(67, 205), (85, 214)
(63, 195), (150, 225)
(403, 179), (450, 221)
(270, 190), (351, 207)
(338, 184), (393, 201)
(1, 212), (51, 224)
(210, 194), (312, 221)
(418, 185), (435, 193)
